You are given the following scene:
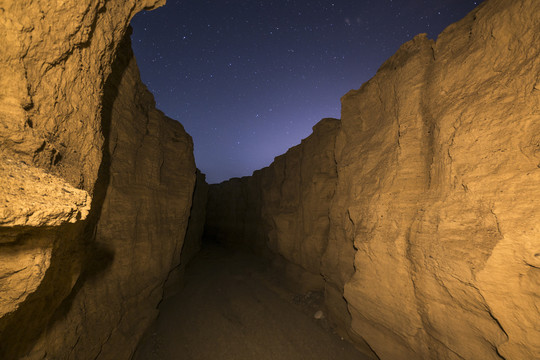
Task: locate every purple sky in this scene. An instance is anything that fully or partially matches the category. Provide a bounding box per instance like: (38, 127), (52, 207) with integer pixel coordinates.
(131, 0), (482, 183)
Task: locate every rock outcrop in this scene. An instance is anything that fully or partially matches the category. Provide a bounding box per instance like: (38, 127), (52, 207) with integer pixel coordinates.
(0, 1), (197, 359)
(205, 1), (540, 359)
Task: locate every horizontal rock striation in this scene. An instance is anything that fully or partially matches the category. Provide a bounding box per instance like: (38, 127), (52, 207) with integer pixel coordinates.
(206, 0), (540, 359)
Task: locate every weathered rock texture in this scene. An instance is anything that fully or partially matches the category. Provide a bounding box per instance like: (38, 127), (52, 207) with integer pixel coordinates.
(206, 1), (540, 359)
(0, 1), (197, 359)
(0, 0), (164, 191)
(182, 170), (209, 267)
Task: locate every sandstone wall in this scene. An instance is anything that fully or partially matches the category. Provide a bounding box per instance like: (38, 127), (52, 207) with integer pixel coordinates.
(180, 170), (209, 272)
(206, 174), (265, 251)
(163, 169), (209, 298)
(0, 0), (164, 191)
(205, 0), (540, 359)
(1, 1), (159, 340)
(0, 1), (197, 359)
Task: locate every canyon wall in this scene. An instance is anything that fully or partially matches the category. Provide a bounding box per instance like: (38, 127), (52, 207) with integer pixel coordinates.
(206, 117), (340, 276)
(0, 1), (197, 359)
(164, 170), (209, 298)
(206, 0), (540, 359)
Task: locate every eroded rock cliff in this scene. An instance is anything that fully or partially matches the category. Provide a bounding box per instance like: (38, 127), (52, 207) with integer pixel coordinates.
(206, 0), (540, 359)
(0, 1), (197, 359)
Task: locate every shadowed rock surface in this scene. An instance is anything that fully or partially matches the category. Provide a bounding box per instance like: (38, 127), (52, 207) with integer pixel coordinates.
(134, 242), (370, 360)
(163, 169), (209, 299)
(205, 1), (540, 359)
(21, 32), (196, 360)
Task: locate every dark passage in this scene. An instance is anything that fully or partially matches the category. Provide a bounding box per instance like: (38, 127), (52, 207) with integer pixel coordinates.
(133, 241), (369, 360)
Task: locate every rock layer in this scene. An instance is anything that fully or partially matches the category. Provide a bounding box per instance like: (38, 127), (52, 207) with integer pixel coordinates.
(206, 1), (540, 359)
(0, 1), (197, 359)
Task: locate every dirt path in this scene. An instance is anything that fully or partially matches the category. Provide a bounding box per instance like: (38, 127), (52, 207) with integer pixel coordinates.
(133, 242), (369, 360)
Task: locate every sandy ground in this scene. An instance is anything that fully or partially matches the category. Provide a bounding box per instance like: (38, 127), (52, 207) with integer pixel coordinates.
(133, 242), (370, 360)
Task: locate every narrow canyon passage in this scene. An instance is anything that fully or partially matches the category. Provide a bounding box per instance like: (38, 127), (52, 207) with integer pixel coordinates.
(2, 1), (539, 359)
(133, 241), (368, 360)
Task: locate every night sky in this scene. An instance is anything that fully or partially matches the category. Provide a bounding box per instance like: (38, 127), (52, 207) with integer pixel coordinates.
(130, 0), (482, 184)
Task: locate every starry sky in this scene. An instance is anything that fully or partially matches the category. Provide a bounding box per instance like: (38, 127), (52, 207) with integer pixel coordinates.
(130, 0), (482, 184)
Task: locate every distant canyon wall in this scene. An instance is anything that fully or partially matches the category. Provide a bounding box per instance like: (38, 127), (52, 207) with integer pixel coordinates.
(206, 118), (339, 278)
(0, 1), (197, 359)
(206, 0), (540, 359)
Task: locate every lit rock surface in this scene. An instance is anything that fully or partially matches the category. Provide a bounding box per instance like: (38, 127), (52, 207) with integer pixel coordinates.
(206, 1), (540, 359)
(0, 0), (197, 359)
(0, 0), (164, 190)
(0, 158), (90, 320)
(0, 158), (90, 229)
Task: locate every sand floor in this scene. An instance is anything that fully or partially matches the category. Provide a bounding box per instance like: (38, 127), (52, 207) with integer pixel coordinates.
(133, 242), (370, 360)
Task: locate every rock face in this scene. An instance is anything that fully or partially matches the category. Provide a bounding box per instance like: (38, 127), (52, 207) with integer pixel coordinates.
(0, 0), (163, 191)
(163, 169), (209, 298)
(182, 170), (210, 268)
(206, 1), (540, 359)
(0, 1), (197, 359)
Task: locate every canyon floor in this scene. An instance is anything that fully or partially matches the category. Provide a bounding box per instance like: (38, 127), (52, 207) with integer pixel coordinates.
(133, 241), (368, 360)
